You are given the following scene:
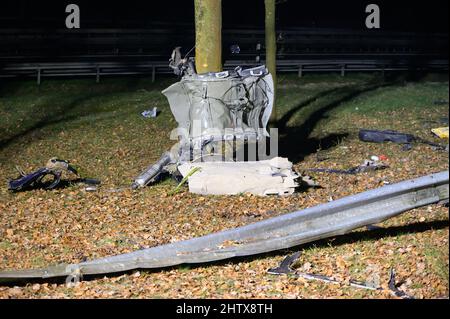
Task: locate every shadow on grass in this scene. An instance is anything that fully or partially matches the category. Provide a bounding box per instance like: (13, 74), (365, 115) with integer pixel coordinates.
(0, 218), (447, 287)
(0, 93), (103, 151)
(274, 78), (399, 163)
(0, 76), (176, 153)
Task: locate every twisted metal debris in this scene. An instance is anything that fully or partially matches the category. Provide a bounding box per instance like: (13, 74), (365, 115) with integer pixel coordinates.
(0, 171), (448, 282)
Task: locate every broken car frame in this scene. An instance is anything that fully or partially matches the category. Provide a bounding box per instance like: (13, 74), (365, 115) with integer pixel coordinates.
(132, 50), (276, 189)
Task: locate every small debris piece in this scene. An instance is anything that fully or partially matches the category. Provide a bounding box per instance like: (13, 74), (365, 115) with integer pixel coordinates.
(8, 157), (79, 191)
(307, 159), (388, 175)
(388, 269), (414, 299)
(85, 186), (98, 192)
(301, 175), (320, 188)
(267, 252), (301, 275)
(267, 252), (380, 291)
(431, 127), (449, 139)
(141, 107), (159, 118)
(359, 129), (416, 144)
(359, 128), (445, 150)
(178, 157), (298, 196)
(8, 158), (100, 192)
(268, 254), (417, 297)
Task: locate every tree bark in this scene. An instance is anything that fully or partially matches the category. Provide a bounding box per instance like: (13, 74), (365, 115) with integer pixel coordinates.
(194, 0), (222, 73)
(265, 0), (277, 122)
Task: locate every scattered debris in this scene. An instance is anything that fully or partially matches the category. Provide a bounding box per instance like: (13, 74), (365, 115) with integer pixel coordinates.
(177, 157), (299, 196)
(268, 252), (414, 298)
(0, 171), (446, 282)
(299, 175), (320, 188)
(133, 48), (290, 195)
(267, 251), (301, 274)
(268, 252), (380, 291)
(8, 158), (79, 191)
(388, 269), (414, 299)
(306, 159), (388, 175)
(8, 158), (99, 191)
(431, 127), (449, 139)
(359, 129), (446, 151)
(141, 107), (159, 118)
(359, 129), (415, 144)
(84, 185), (98, 192)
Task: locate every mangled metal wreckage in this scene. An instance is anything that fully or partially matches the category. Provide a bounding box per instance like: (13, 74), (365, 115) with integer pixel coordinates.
(0, 53), (448, 283)
(0, 170), (448, 282)
(132, 54), (299, 195)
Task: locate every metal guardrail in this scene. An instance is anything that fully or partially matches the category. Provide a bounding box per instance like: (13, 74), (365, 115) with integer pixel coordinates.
(0, 170), (447, 282)
(224, 58), (449, 77)
(0, 61), (171, 84)
(1, 56), (448, 84)
(0, 27), (447, 84)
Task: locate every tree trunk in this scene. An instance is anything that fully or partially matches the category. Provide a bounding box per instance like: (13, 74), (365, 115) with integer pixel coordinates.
(265, 0), (277, 123)
(194, 0), (222, 73)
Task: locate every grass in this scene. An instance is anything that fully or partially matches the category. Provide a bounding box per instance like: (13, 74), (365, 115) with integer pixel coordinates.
(0, 72), (448, 299)
(424, 239), (449, 282)
(0, 73), (445, 178)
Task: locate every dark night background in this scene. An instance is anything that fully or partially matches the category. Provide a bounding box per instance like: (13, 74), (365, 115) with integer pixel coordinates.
(0, 0), (448, 76)
(0, 0), (448, 31)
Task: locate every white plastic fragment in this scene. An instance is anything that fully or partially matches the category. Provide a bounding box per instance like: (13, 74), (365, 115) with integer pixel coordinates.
(141, 107), (158, 118)
(178, 157), (299, 196)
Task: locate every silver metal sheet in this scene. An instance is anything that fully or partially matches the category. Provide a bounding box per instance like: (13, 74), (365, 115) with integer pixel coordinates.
(0, 171), (448, 281)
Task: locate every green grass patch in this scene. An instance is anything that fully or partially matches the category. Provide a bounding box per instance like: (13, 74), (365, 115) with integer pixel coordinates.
(424, 240), (449, 282)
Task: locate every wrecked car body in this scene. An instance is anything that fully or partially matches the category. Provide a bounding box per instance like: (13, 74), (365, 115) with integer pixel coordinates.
(132, 51), (295, 195)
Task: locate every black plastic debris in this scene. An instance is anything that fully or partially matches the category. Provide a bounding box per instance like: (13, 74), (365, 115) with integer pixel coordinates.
(8, 158), (99, 191)
(267, 252), (300, 275)
(388, 269), (414, 299)
(306, 160), (388, 175)
(268, 252), (415, 297)
(359, 129), (446, 151)
(359, 129), (416, 144)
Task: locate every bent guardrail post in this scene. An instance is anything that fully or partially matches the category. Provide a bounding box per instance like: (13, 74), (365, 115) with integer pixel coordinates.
(0, 171), (448, 282)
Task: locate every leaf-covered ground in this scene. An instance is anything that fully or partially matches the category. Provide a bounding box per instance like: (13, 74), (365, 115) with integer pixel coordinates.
(0, 72), (448, 299)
